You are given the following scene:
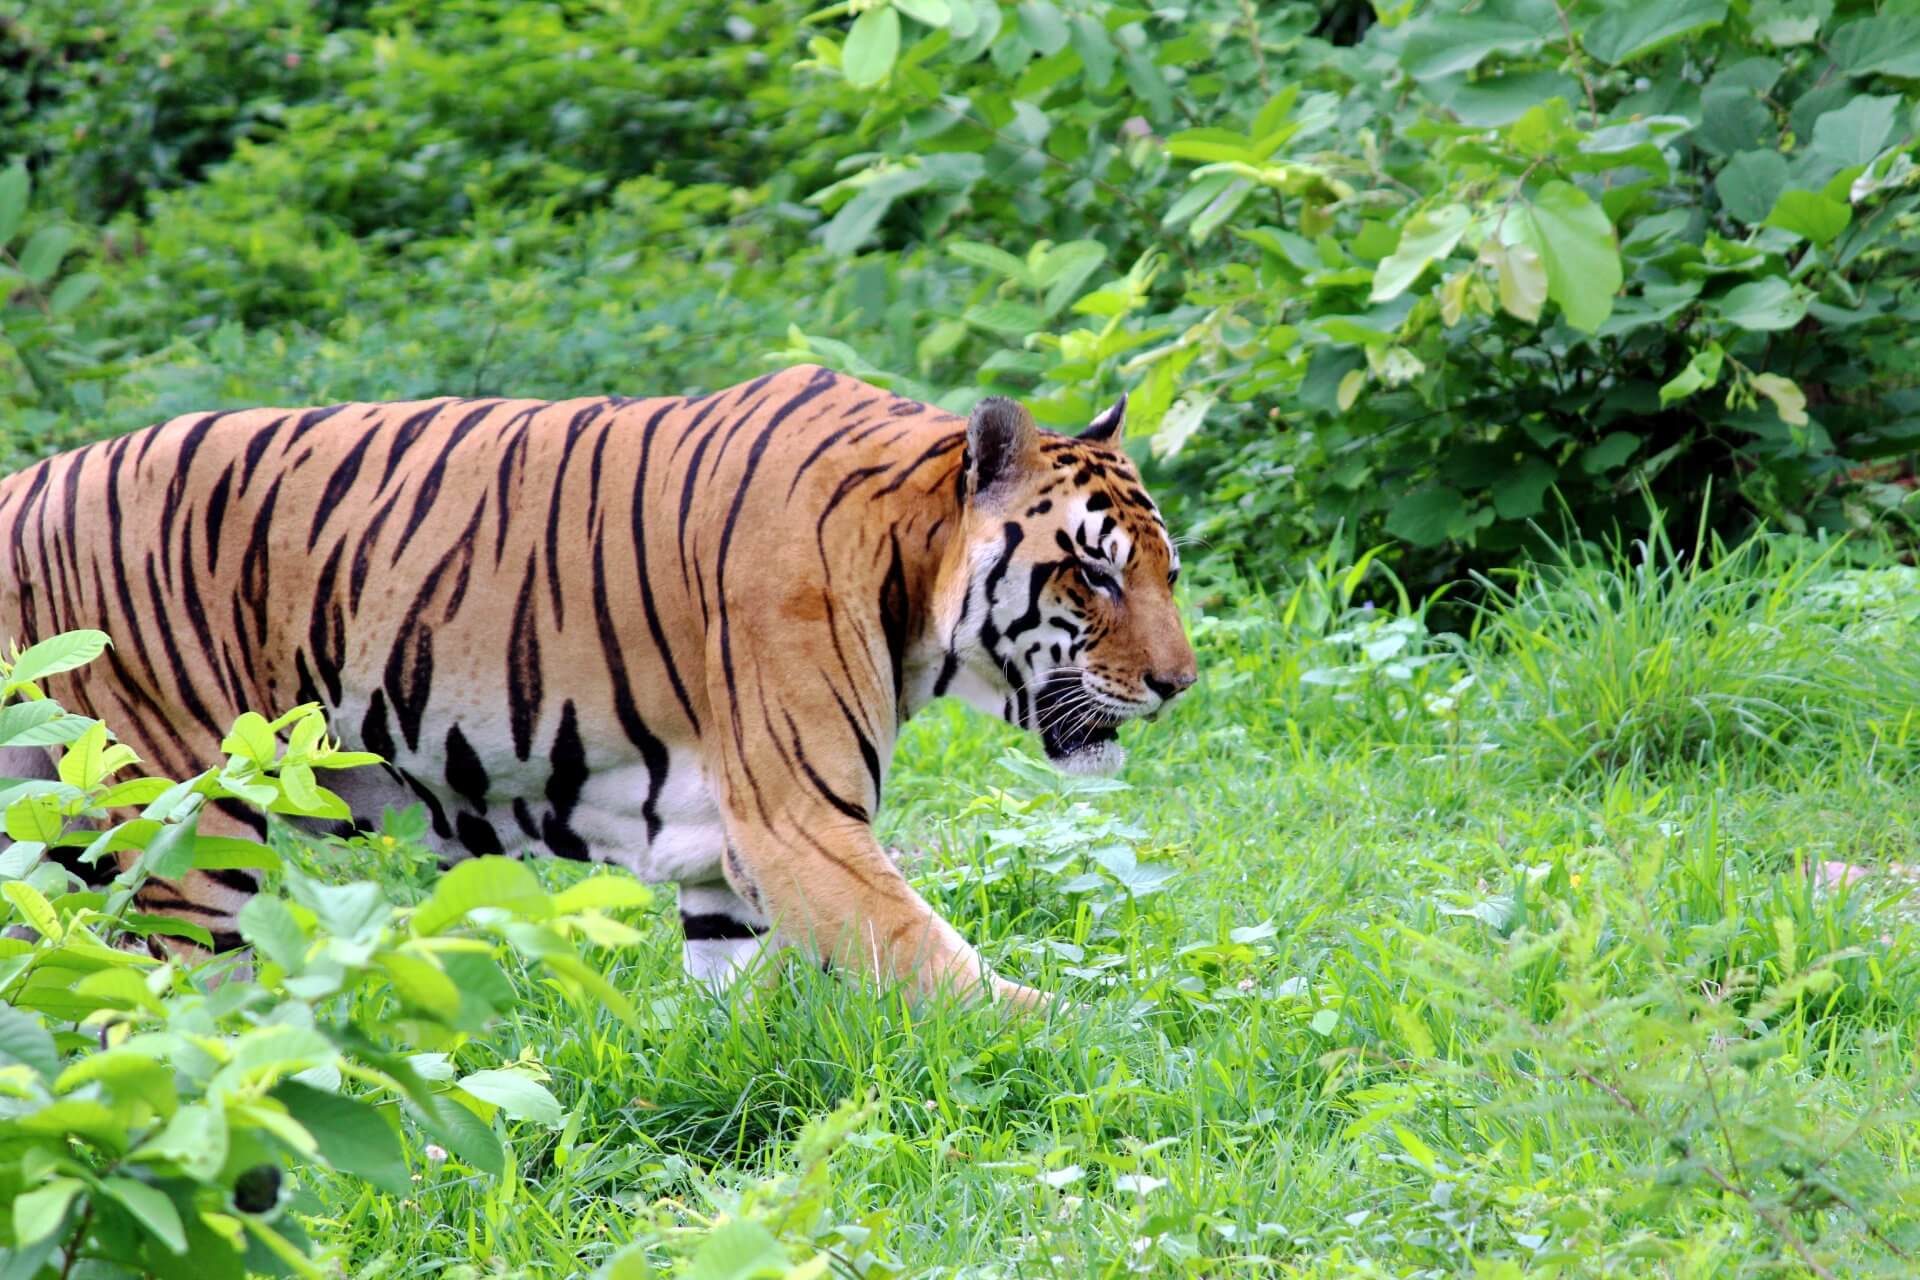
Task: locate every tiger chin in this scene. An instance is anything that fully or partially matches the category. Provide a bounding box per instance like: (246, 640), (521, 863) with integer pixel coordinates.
(0, 365), (1195, 1015)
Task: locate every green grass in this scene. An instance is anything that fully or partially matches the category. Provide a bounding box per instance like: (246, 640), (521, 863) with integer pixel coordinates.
(293, 537), (1920, 1278)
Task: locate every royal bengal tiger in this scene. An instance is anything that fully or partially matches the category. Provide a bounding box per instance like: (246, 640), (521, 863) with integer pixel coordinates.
(0, 365), (1196, 1008)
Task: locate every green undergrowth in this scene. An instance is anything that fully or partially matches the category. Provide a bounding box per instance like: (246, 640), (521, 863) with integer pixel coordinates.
(270, 533), (1920, 1277)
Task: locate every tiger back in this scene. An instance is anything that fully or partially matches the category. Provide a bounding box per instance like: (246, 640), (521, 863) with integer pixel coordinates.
(0, 365), (1196, 1006)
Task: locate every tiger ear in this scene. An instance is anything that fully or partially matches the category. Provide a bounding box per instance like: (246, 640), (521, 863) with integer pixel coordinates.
(966, 396), (1038, 502)
(1079, 394), (1126, 443)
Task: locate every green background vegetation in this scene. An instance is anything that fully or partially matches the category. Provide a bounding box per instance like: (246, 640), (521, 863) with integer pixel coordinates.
(2, 0), (1920, 1275)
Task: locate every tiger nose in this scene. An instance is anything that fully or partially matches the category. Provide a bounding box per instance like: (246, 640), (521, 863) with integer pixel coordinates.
(1144, 670), (1197, 703)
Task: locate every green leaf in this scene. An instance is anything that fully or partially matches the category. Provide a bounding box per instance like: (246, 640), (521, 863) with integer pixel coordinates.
(138, 809), (202, 880)
(47, 272), (99, 317)
(132, 1104), (229, 1181)
(1370, 204), (1471, 302)
(1015, 1), (1069, 56)
(238, 894), (309, 973)
(1809, 96), (1899, 170)
(1751, 373), (1809, 426)
(964, 300), (1044, 335)
(458, 1069), (564, 1126)
(1714, 278), (1806, 332)
(1750, 0), (1828, 47)
(1583, 0), (1728, 64)
(1763, 189), (1850, 244)
(101, 1177), (187, 1254)
(1581, 432), (1640, 473)
(0, 164), (27, 247)
(1399, 8), (1544, 80)
(1512, 181), (1622, 333)
(1660, 346), (1725, 405)
(1386, 486), (1467, 547)
(1068, 15), (1115, 85)
(1830, 14), (1920, 78)
(3, 881), (59, 939)
(16, 226), (73, 287)
(550, 875), (654, 915)
(947, 240), (1034, 286)
(0, 701), (95, 748)
(413, 1093), (505, 1175)
(6, 631), (110, 690)
(0, 1003), (57, 1081)
(843, 6), (901, 89)
(1491, 458), (1557, 519)
(272, 1082), (410, 1195)
(379, 950), (460, 1015)
(412, 856), (550, 935)
(819, 168), (929, 257)
(1715, 150), (1789, 224)
(892, 0), (949, 26)
(684, 1217), (790, 1280)
(1696, 86), (1772, 159)
(13, 1178), (84, 1246)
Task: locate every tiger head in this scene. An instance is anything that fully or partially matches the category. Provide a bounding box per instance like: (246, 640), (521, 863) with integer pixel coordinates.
(931, 394), (1198, 775)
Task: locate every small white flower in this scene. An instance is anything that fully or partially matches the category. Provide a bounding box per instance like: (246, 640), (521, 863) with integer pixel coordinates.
(424, 1143), (449, 1164)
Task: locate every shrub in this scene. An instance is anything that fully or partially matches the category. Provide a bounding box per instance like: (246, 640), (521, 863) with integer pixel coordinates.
(0, 631), (650, 1278)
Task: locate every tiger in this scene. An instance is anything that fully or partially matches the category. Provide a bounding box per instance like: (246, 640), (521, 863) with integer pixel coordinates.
(0, 365), (1197, 1007)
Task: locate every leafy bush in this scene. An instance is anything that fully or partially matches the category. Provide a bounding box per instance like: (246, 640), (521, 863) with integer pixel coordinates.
(0, 632), (649, 1278)
(779, 0), (1920, 587)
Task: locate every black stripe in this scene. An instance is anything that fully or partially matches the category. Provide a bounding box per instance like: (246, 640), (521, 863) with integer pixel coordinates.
(680, 912), (767, 941)
(590, 523), (667, 843)
(508, 551), (543, 760)
(544, 402), (606, 628)
(307, 429), (377, 551)
(634, 401), (699, 731)
(390, 401), (497, 566)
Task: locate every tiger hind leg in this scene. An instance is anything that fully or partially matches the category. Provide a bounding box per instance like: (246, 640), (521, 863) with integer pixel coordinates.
(677, 882), (784, 992)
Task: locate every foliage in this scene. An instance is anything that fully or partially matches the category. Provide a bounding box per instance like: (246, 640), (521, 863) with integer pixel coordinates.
(0, 633), (650, 1278)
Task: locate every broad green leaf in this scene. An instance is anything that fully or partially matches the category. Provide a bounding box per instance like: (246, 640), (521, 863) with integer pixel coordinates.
(1751, 373), (1809, 426)
(819, 168), (929, 256)
(1809, 96), (1898, 170)
(1015, 1), (1069, 56)
(413, 1092), (505, 1175)
(459, 1069), (564, 1126)
(1068, 15), (1115, 85)
(1696, 86), (1771, 159)
(1660, 345), (1725, 405)
(684, 1217), (790, 1280)
(1583, 0), (1728, 64)
(1399, 9), (1544, 80)
(1581, 432), (1640, 473)
(1511, 181), (1621, 333)
(238, 894), (309, 973)
(1491, 458), (1557, 519)
(47, 271), (99, 316)
(1716, 150), (1789, 224)
(273, 1082), (410, 1195)
(1386, 486), (1467, 547)
(1764, 189), (1850, 244)
(138, 809), (202, 880)
(16, 225), (73, 287)
(13, 1178), (84, 1246)
(379, 950), (460, 1014)
(132, 1103), (229, 1181)
(1750, 0), (1828, 47)
(221, 712), (278, 766)
(1830, 14), (1920, 78)
(102, 1177), (187, 1254)
(964, 300), (1044, 335)
(3, 881), (59, 939)
(0, 163), (27, 246)
(947, 240), (1034, 287)
(892, 0), (949, 26)
(413, 856), (549, 935)
(6, 631), (109, 690)
(0, 701), (96, 748)
(1370, 204), (1470, 302)
(550, 875), (654, 915)
(843, 6), (900, 89)
(0, 1003), (57, 1081)
(5, 793), (63, 845)
(1714, 278), (1806, 332)
(1188, 178), (1252, 241)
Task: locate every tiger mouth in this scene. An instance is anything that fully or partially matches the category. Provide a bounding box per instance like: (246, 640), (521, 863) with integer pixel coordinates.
(1033, 676), (1123, 763)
